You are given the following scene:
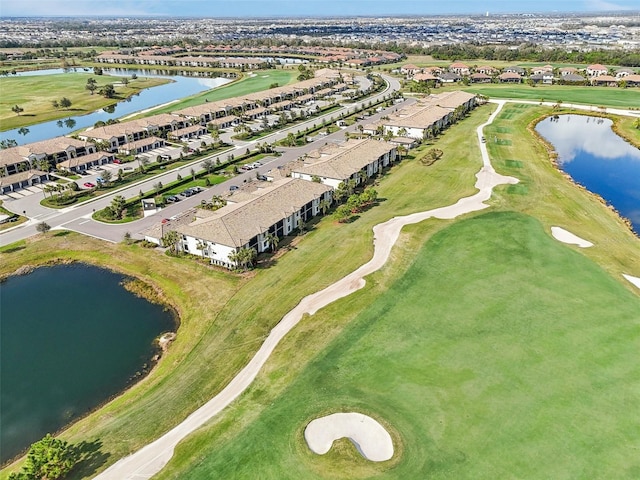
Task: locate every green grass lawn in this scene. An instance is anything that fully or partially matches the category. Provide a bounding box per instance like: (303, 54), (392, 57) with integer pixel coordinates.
(3, 102), (639, 479)
(159, 212), (640, 480)
(0, 105), (489, 480)
(145, 69), (299, 116)
(463, 84), (640, 108)
(0, 73), (169, 130)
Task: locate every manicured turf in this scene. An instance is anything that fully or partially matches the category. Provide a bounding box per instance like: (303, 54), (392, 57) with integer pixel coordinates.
(0, 73), (168, 130)
(3, 102), (639, 479)
(463, 84), (640, 108)
(159, 212), (640, 479)
(0, 105), (489, 479)
(147, 69), (299, 115)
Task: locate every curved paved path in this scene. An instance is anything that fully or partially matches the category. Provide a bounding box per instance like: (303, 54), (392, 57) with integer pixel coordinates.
(94, 100), (517, 479)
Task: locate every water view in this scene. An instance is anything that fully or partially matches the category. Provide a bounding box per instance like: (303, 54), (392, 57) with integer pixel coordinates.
(536, 114), (640, 233)
(0, 263), (176, 463)
(1, 68), (232, 145)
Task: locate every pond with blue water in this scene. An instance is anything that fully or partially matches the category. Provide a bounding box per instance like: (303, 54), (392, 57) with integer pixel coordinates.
(1, 68), (232, 145)
(536, 114), (640, 233)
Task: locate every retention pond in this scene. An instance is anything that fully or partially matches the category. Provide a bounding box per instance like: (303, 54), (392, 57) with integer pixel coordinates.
(536, 114), (640, 233)
(0, 263), (176, 463)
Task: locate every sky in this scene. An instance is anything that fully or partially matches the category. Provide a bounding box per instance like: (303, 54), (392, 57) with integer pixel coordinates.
(0, 0), (638, 18)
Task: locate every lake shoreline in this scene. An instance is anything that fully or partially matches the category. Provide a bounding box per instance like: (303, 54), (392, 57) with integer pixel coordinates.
(0, 260), (180, 466)
(529, 112), (639, 237)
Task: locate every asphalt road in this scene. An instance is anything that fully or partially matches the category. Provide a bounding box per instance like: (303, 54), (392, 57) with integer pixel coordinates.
(0, 74), (402, 247)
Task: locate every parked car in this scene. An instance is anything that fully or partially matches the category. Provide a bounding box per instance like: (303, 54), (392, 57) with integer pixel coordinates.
(83, 182), (95, 188)
(229, 185), (239, 191)
(160, 154), (172, 160)
(180, 190), (193, 197)
(166, 195), (180, 203)
(190, 187), (204, 193)
(112, 159), (122, 164)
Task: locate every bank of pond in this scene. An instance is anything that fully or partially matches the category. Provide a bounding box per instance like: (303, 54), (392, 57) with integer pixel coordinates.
(1, 68), (232, 145)
(535, 114), (640, 234)
(0, 263), (177, 464)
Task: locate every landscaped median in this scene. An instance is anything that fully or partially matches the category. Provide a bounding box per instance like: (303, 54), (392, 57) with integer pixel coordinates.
(91, 147), (280, 223)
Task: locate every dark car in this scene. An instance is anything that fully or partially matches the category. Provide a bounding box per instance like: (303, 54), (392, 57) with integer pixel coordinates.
(229, 185), (239, 191)
(180, 190), (193, 197)
(166, 195), (180, 203)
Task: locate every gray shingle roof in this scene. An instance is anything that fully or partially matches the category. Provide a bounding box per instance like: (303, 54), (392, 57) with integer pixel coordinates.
(177, 178), (331, 247)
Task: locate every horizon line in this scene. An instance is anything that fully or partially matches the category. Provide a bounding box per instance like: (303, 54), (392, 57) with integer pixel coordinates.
(2, 10), (640, 20)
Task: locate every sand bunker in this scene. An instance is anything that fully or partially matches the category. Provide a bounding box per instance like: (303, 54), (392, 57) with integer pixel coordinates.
(305, 413), (394, 462)
(551, 227), (593, 248)
(622, 274), (640, 290)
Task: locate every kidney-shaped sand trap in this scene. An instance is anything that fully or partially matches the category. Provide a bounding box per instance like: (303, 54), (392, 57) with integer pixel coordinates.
(304, 412), (394, 462)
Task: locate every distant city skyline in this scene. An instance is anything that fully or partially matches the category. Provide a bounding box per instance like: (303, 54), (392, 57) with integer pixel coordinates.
(1, 0), (639, 18)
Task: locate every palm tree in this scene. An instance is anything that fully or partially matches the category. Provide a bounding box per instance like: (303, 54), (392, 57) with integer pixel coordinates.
(265, 232), (279, 253)
(346, 178), (357, 195)
(229, 247), (256, 271)
(138, 156), (150, 173)
(201, 158), (214, 174)
(319, 198), (331, 216)
(396, 145), (407, 161)
(161, 230), (181, 254)
(43, 184), (56, 199)
(195, 240), (207, 258)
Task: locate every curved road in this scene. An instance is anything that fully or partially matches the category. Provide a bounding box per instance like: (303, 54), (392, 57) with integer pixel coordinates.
(0, 74), (402, 247)
(93, 101), (518, 480)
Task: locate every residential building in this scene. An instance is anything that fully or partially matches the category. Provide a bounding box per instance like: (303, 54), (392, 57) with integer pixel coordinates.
(470, 72), (492, 83)
(498, 72), (522, 83)
(0, 136), (95, 176)
(0, 170), (50, 194)
(400, 64), (422, 76)
(290, 138), (397, 188)
(586, 64), (608, 77)
(504, 66), (526, 76)
(591, 75), (619, 87)
(449, 62), (470, 75)
(145, 178), (333, 269)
